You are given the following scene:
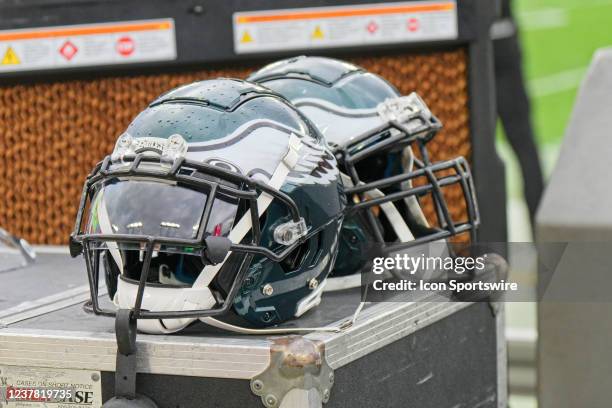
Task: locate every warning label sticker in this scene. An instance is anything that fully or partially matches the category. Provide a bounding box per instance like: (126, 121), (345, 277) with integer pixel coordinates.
(2, 47), (20, 65)
(0, 19), (176, 73)
(233, 1), (457, 54)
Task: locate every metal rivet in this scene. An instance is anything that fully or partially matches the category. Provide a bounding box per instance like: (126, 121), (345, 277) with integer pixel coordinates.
(168, 134), (184, 147)
(91, 373), (100, 382)
(118, 134), (132, 147)
(251, 379), (264, 392)
(262, 284), (274, 296)
(264, 394), (278, 408)
(309, 278), (319, 290)
(191, 4), (205, 14)
(329, 372), (335, 383)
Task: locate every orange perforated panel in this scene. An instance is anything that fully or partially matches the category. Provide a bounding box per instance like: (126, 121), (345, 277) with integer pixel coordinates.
(0, 48), (469, 244)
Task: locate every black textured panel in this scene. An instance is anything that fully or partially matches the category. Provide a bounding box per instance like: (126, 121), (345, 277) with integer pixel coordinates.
(329, 302), (498, 407)
(97, 303), (498, 407)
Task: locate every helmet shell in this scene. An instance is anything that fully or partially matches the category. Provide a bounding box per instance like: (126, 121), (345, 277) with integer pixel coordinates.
(103, 79), (346, 327)
(249, 57), (479, 280)
(249, 59), (405, 277)
(247, 55), (399, 109)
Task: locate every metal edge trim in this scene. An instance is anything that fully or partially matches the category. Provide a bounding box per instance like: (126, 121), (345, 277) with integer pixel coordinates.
(0, 329), (271, 379)
(496, 304), (508, 407)
(0, 295), (495, 381)
(0, 285), (106, 326)
(305, 293), (473, 369)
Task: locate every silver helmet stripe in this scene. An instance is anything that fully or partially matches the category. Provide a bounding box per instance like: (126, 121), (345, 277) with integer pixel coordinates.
(294, 102), (383, 147)
(192, 133), (303, 288)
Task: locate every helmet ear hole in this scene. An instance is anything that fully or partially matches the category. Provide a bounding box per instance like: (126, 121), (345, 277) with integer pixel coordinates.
(307, 231), (324, 268)
(102, 250), (120, 300)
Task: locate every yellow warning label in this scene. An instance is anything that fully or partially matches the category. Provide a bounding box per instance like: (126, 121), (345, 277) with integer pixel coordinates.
(240, 30), (253, 43)
(311, 25), (324, 39)
(1, 46), (20, 65)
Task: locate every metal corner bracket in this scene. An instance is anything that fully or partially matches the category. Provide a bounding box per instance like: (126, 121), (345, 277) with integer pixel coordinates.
(250, 336), (334, 408)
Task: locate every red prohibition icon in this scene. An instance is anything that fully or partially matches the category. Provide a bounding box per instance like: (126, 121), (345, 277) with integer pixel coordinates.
(407, 18), (420, 32)
(366, 21), (379, 34)
(116, 36), (135, 57)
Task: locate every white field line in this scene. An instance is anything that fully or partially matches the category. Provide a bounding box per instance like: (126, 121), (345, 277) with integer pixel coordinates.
(518, 8), (569, 31)
(528, 66), (587, 98)
(518, 0), (612, 31)
(565, 0), (612, 7)
(520, 0), (612, 13)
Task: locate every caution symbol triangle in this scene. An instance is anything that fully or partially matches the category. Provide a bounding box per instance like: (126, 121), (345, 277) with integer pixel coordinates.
(311, 25), (324, 40)
(1, 46), (20, 65)
(241, 30), (253, 43)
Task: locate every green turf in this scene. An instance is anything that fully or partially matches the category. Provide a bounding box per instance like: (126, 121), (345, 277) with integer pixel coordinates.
(501, 0), (612, 144)
(528, 88), (578, 145)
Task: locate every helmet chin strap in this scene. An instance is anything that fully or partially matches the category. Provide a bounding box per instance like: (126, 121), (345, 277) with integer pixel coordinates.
(194, 136), (376, 335)
(199, 160), (419, 333)
(192, 133), (338, 334)
(400, 146), (430, 228)
(340, 173), (414, 242)
(192, 133), (303, 289)
(97, 193), (123, 268)
(198, 143), (427, 334)
(323, 173), (416, 293)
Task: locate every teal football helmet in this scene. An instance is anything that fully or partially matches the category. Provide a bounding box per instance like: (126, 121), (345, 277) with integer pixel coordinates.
(70, 79), (345, 333)
(249, 56), (480, 281)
